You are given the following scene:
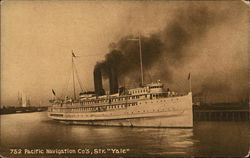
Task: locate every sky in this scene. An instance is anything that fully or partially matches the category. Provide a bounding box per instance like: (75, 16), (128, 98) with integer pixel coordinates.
(1, 0), (249, 106)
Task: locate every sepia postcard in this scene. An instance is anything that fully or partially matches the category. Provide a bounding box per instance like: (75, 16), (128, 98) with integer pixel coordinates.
(0, 0), (249, 157)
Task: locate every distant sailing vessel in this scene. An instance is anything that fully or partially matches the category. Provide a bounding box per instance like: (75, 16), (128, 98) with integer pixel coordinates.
(18, 92), (31, 107)
(48, 36), (193, 127)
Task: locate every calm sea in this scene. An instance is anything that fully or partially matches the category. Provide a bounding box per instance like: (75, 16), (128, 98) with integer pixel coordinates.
(0, 112), (249, 157)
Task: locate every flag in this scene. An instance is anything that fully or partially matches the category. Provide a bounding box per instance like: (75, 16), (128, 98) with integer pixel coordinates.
(188, 73), (191, 80)
(71, 50), (79, 58)
(52, 89), (56, 96)
(72, 52), (76, 58)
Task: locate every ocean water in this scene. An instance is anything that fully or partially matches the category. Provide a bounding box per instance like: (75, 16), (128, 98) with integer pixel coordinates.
(0, 112), (249, 157)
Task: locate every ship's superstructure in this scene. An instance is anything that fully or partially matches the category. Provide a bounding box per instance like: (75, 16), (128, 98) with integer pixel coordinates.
(48, 36), (193, 127)
(48, 82), (192, 127)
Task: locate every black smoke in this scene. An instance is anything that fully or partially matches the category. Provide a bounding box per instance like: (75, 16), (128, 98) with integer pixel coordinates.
(95, 2), (248, 102)
(95, 34), (164, 81)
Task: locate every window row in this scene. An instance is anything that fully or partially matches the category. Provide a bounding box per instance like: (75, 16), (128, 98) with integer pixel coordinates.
(52, 102), (138, 113)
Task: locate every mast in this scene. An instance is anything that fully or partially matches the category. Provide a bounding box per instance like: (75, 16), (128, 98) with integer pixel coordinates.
(18, 91), (22, 106)
(128, 33), (144, 86)
(72, 50), (76, 100)
(22, 92), (27, 107)
(138, 34), (144, 86)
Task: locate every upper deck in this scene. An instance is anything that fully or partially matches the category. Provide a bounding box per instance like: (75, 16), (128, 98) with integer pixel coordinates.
(50, 81), (184, 108)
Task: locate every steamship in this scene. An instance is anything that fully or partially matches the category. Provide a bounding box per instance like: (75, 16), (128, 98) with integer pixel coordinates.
(48, 36), (193, 127)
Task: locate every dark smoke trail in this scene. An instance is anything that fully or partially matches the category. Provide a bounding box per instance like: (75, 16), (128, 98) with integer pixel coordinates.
(96, 34), (164, 79)
(94, 2), (248, 102)
(96, 6), (224, 83)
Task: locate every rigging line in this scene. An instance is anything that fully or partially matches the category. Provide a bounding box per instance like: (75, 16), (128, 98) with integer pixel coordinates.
(62, 67), (72, 98)
(73, 60), (86, 91)
(75, 60), (88, 91)
(175, 82), (185, 92)
(172, 79), (188, 93)
(60, 65), (72, 98)
(73, 62), (85, 92)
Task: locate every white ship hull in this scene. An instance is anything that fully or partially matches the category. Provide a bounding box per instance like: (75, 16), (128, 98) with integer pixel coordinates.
(48, 92), (193, 127)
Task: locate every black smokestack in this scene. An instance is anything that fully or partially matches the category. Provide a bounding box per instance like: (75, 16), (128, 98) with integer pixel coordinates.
(109, 67), (118, 94)
(93, 66), (105, 96)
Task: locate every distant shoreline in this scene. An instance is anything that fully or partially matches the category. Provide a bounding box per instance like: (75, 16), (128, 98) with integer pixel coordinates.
(0, 106), (48, 115)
